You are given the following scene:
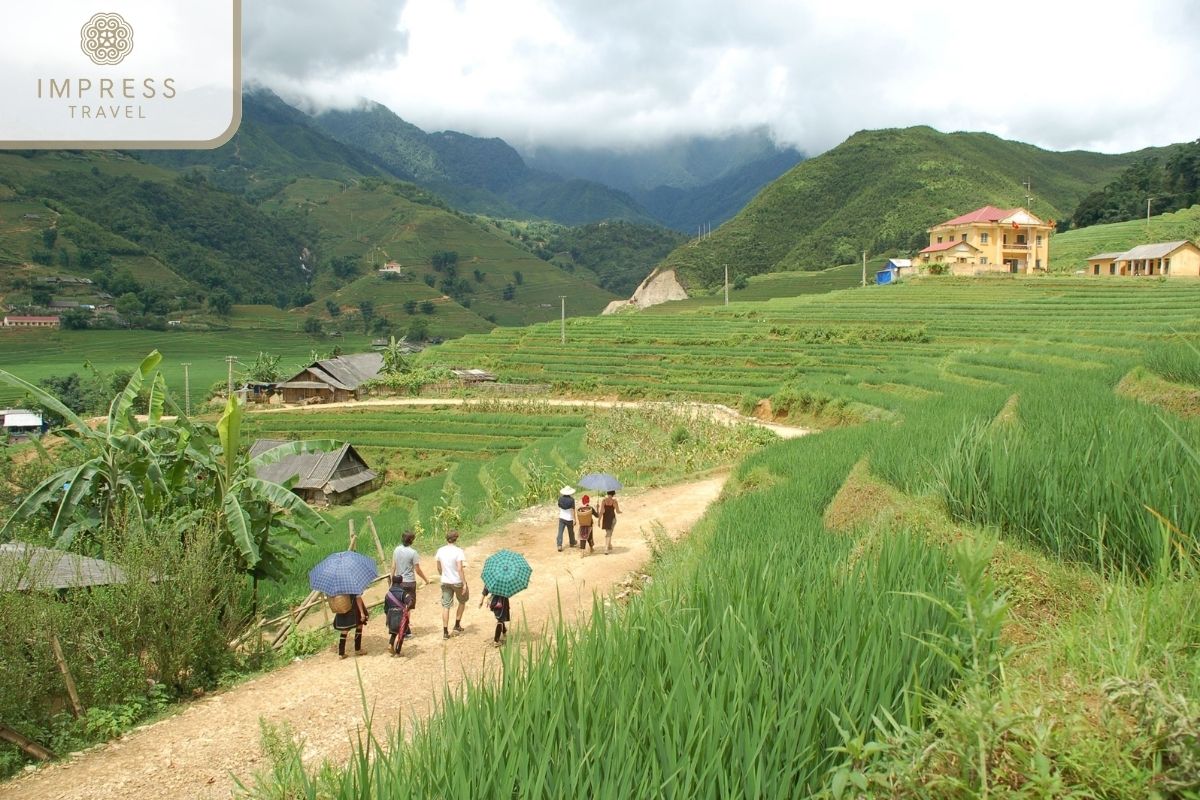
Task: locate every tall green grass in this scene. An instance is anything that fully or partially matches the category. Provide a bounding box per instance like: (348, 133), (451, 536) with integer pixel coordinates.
(1143, 337), (1200, 387)
(940, 375), (1200, 575)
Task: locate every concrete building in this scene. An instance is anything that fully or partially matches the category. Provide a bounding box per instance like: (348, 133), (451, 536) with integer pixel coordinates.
(916, 206), (1055, 275)
(1087, 241), (1200, 277)
(3, 315), (60, 328)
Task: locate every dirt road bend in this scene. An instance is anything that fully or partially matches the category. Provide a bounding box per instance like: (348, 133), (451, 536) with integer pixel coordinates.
(2, 475), (729, 800)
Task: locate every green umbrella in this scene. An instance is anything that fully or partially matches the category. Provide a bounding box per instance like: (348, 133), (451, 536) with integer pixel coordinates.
(481, 549), (532, 598)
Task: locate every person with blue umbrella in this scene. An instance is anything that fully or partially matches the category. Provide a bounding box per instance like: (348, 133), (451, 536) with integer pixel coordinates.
(579, 473), (622, 554)
(309, 550), (378, 658)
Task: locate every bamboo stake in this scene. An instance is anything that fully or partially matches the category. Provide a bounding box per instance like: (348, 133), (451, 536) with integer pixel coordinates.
(48, 632), (84, 719)
(0, 724), (53, 761)
(271, 590), (321, 648)
(367, 516), (387, 567)
(348, 518), (357, 551)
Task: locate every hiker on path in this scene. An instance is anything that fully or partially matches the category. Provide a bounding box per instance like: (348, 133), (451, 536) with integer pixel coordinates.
(435, 530), (469, 639)
(332, 594), (369, 658)
(556, 486), (577, 551)
(599, 490), (621, 554)
(389, 530), (430, 643)
(576, 494), (597, 556)
(479, 585), (511, 647)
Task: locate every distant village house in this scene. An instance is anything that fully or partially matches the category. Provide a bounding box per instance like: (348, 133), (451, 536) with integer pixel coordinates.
(249, 440), (379, 506)
(1086, 241), (1200, 277)
(2, 409), (44, 439)
(916, 206), (1054, 275)
(3, 315), (60, 328)
(277, 353), (383, 404)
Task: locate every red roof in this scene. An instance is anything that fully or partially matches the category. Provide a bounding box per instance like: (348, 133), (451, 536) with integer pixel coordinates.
(4, 315), (60, 323)
(919, 240), (968, 254)
(936, 205), (1018, 226)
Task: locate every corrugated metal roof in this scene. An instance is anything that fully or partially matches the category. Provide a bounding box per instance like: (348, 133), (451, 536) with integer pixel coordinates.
(250, 440), (374, 493)
(281, 353), (382, 393)
(1117, 241), (1193, 260)
(326, 470), (378, 494)
(3, 412), (42, 428)
(1087, 252), (1124, 261)
(0, 542), (127, 591)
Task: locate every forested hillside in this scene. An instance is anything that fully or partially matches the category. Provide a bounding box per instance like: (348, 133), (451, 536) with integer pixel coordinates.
(1070, 139), (1199, 228)
(314, 101), (654, 225)
(655, 126), (1152, 290)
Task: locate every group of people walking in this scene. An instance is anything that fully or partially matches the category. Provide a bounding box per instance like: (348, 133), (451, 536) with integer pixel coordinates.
(331, 486), (622, 656)
(555, 487), (620, 555)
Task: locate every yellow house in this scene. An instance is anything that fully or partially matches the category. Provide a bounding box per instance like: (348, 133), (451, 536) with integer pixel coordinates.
(1087, 240), (1200, 277)
(916, 205), (1054, 275)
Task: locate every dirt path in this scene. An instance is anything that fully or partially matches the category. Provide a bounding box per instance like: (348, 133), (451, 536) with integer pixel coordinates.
(249, 396), (812, 439)
(2, 475), (729, 800)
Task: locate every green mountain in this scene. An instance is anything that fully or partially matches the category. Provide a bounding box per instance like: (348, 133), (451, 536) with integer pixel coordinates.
(523, 129), (805, 232)
(540, 221), (688, 295)
(1070, 139), (1199, 228)
(135, 91), (393, 201)
(314, 102), (655, 225)
(0, 150), (315, 309)
(636, 149), (805, 232)
(656, 126), (1156, 290)
(262, 178), (619, 333)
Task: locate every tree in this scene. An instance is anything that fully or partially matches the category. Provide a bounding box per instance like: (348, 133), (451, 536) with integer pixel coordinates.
(303, 316), (323, 335)
(116, 292), (144, 319)
(423, 274), (436, 288)
(31, 286), (53, 307)
(502, 283), (515, 301)
(208, 290), (233, 316)
(407, 317), (430, 341)
(403, 299), (418, 315)
(420, 300), (435, 315)
(431, 251), (458, 272)
(381, 336), (411, 375)
(473, 269), (485, 283)
(512, 270), (524, 285)
(245, 352), (283, 383)
(330, 255), (360, 280)
(61, 308), (91, 330)
(325, 299), (341, 317)
(358, 299), (375, 332)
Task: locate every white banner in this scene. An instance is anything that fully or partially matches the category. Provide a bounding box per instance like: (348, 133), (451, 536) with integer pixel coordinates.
(0, 0), (240, 148)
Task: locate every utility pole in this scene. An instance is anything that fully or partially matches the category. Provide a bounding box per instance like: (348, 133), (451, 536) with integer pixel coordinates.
(1023, 179), (1034, 209)
(225, 355), (237, 398)
(1147, 197), (1153, 236)
(181, 363), (191, 416)
(559, 296), (566, 344)
(724, 265), (729, 306)
(862, 250), (867, 287)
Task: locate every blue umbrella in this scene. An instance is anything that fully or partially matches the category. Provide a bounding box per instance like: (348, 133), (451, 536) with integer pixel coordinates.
(578, 472), (622, 492)
(308, 551), (378, 597)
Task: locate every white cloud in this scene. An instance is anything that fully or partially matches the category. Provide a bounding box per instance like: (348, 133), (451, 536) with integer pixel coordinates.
(244, 0), (1200, 154)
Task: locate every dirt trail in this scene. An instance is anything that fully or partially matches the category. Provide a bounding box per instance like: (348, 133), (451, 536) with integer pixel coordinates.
(249, 396), (812, 440)
(2, 475), (729, 800)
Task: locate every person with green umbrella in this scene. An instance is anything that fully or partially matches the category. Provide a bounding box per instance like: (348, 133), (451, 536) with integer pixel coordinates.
(479, 586), (511, 646)
(480, 550), (531, 647)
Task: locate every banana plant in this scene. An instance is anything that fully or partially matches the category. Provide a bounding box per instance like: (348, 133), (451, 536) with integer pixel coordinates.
(0, 351), (175, 547)
(209, 393), (335, 579)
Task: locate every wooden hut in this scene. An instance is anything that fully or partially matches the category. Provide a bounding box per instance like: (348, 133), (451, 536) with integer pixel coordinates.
(250, 440), (379, 506)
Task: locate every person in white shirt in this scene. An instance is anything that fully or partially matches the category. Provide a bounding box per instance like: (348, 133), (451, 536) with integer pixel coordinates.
(435, 530), (469, 639)
(556, 486), (576, 551)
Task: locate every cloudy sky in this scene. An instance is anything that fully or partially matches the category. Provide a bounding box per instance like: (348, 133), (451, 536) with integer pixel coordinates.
(244, 0), (1200, 155)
